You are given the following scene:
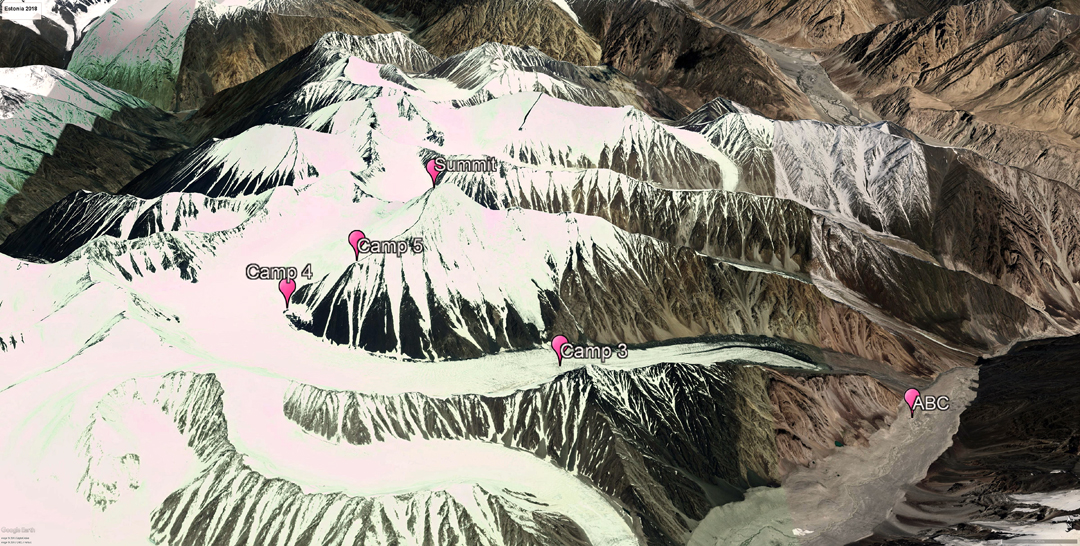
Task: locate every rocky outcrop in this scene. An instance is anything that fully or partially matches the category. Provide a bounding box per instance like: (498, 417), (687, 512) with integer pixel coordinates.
(824, 0), (1080, 187)
(863, 335), (1080, 542)
(568, 0), (818, 120)
(285, 363), (780, 545)
(0, 20), (65, 68)
(768, 371), (900, 476)
(170, 0), (395, 111)
(694, 0), (896, 49)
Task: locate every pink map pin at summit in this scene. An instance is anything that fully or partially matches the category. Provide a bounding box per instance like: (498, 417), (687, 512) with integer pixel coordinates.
(551, 335), (569, 366)
(348, 230), (366, 260)
(279, 278), (296, 310)
(904, 388), (921, 418)
(425, 159), (443, 187)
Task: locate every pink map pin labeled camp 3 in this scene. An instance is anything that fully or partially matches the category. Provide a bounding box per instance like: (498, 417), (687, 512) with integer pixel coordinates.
(904, 388), (921, 418)
(425, 159), (443, 187)
(551, 335), (569, 366)
(348, 230), (366, 260)
(279, 278), (296, 310)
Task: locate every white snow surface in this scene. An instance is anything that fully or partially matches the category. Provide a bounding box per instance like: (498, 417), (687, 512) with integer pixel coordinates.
(548, 0), (581, 23)
(0, 65), (150, 112)
(73, 0), (195, 60)
(6, 0), (118, 50)
(0, 28), (1000, 546)
(1011, 490), (1080, 511)
(219, 371), (636, 546)
(0, 148), (807, 546)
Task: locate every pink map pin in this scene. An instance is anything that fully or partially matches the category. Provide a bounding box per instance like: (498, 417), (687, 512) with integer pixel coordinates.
(551, 335), (569, 366)
(425, 159), (443, 187)
(904, 388), (921, 418)
(279, 278), (296, 310)
(348, 230), (366, 260)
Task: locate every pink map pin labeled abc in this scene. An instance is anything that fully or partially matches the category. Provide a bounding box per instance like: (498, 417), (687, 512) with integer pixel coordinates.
(550, 335), (569, 366)
(348, 230), (366, 260)
(425, 159), (443, 187)
(904, 388), (921, 418)
(279, 278), (296, 310)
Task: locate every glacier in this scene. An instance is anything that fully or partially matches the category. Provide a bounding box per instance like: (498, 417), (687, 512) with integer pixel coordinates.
(2, 27), (1080, 546)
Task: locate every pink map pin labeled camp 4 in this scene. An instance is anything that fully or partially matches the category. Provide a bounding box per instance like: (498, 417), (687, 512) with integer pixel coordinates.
(904, 388), (921, 418)
(551, 335), (569, 366)
(279, 278), (296, 310)
(348, 230), (366, 260)
(425, 159), (443, 187)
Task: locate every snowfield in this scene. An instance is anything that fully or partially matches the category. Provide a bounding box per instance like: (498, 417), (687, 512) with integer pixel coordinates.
(3, 26), (1076, 546)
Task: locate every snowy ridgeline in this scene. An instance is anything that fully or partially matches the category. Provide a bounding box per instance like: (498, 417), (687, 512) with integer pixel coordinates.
(3, 32), (1074, 369)
(0, 66), (152, 203)
(66, 354), (781, 545)
(1, 23), (1080, 546)
(74, 372), (599, 545)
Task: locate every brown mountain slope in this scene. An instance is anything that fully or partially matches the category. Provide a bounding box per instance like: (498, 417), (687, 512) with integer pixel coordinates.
(872, 86), (1080, 184)
(968, 28), (1080, 140)
(824, 0), (1023, 96)
(0, 20), (65, 68)
(172, 0), (394, 110)
(690, 0), (1074, 49)
(568, 0), (818, 120)
(1010, 0), (1080, 13)
(692, 0), (898, 49)
(357, 0), (602, 65)
(823, 0), (1080, 186)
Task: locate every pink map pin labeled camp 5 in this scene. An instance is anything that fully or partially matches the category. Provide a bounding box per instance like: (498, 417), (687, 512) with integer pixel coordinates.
(348, 230), (366, 260)
(551, 335), (569, 366)
(425, 159), (443, 187)
(904, 388), (921, 418)
(279, 278), (296, 310)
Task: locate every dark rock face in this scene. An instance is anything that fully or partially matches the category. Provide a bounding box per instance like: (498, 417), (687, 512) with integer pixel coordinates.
(171, 0), (395, 111)
(0, 191), (141, 262)
(0, 107), (189, 244)
(568, 0), (818, 120)
(357, 0), (603, 66)
(824, 0), (1080, 187)
(860, 335), (1080, 543)
(284, 363), (780, 546)
(0, 20), (65, 68)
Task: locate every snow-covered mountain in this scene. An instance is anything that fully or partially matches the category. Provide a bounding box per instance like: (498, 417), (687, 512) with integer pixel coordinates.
(3, 19), (1080, 546)
(2, 0), (116, 53)
(66, 0), (394, 109)
(6, 35), (1072, 366)
(0, 64), (187, 241)
(0, 65), (151, 206)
